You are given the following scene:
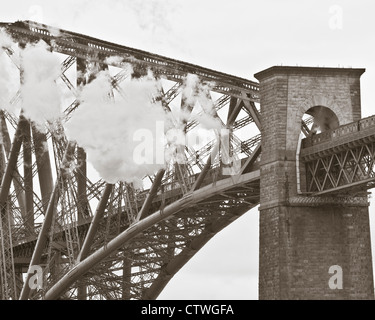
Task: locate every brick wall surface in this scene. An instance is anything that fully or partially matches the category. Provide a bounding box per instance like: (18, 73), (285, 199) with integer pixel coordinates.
(259, 206), (373, 299)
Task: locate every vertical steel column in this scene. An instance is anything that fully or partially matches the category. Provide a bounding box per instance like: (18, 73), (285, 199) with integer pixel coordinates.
(50, 251), (62, 289)
(0, 116), (27, 205)
(0, 112), (26, 216)
(0, 115), (27, 300)
(76, 277), (87, 301)
(76, 146), (88, 223)
(76, 58), (88, 301)
(0, 199), (17, 299)
(121, 253), (131, 300)
(0, 112), (11, 155)
(76, 58), (89, 224)
(32, 126), (53, 214)
(0, 144), (5, 182)
(23, 120), (33, 231)
(14, 265), (24, 298)
(19, 141), (76, 300)
(77, 183), (114, 263)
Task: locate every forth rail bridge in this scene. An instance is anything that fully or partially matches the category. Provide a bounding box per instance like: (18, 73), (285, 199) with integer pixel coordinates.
(0, 20), (374, 300)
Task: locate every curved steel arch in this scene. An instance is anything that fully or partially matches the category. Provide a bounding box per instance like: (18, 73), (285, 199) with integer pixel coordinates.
(44, 171), (260, 299)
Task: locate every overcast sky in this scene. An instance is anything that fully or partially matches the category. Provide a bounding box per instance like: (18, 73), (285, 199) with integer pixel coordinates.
(1, 0), (375, 300)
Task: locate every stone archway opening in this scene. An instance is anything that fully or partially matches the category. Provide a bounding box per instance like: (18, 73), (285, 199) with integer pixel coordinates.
(302, 106), (340, 136)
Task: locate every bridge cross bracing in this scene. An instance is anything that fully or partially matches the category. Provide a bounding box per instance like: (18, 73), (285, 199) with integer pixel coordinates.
(0, 20), (374, 300)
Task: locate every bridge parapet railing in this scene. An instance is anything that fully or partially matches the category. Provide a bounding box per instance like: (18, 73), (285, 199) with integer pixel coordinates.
(331, 121), (358, 139)
(302, 114), (375, 148)
(359, 115), (375, 130)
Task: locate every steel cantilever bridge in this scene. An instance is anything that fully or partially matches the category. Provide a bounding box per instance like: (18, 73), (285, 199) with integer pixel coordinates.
(0, 21), (374, 300)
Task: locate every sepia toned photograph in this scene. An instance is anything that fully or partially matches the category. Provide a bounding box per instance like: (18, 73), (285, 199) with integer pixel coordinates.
(0, 0), (374, 310)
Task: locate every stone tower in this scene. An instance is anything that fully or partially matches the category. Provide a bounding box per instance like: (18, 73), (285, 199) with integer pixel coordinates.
(255, 66), (374, 299)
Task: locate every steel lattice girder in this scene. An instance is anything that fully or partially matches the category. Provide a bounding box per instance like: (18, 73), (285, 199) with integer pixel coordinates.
(0, 20), (264, 300)
(300, 115), (375, 195)
(0, 20), (260, 102)
(304, 140), (375, 194)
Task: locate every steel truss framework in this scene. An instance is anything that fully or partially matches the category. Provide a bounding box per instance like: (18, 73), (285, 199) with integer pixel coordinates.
(301, 115), (375, 195)
(0, 21), (262, 300)
(0, 20), (374, 300)
(305, 142), (375, 194)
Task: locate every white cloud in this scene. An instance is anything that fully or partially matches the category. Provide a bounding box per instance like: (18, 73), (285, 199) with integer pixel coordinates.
(0, 28), (20, 112)
(20, 40), (63, 128)
(65, 70), (166, 186)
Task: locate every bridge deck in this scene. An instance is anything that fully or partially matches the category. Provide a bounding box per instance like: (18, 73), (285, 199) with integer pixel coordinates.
(11, 157), (260, 264)
(0, 20), (259, 101)
(301, 114), (375, 160)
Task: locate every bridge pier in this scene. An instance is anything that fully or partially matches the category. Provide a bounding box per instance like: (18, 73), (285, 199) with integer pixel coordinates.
(255, 66), (374, 299)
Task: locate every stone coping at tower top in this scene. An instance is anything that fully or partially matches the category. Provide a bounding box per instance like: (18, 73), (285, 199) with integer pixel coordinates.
(254, 65), (365, 81)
